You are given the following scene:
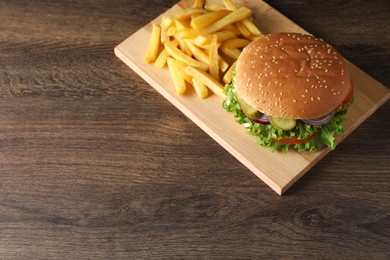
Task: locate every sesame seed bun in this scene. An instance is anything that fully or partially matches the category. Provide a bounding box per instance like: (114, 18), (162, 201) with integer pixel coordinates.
(235, 32), (351, 119)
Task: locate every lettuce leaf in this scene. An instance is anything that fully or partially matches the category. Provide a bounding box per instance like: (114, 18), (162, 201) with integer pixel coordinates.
(222, 82), (350, 153)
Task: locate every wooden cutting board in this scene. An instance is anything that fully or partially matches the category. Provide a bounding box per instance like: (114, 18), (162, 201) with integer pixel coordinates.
(114, 0), (390, 195)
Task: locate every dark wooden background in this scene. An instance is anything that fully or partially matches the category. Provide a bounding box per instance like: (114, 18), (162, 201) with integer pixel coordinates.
(0, 0), (389, 258)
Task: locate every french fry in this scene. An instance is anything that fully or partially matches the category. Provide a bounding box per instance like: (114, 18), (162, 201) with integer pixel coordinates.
(222, 0), (262, 36)
(223, 60), (236, 84)
(222, 24), (241, 35)
(209, 35), (219, 80)
(220, 46), (241, 60)
(241, 19), (262, 36)
(154, 48), (169, 68)
(192, 77), (209, 98)
(235, 21), (252, 40)
(190, 9), (231, 31)
(201, 7), (252, 34)
(185, 40), (209, 64)
(174, 8), (207, 20)
(192, 0), (204, 8)
(204, 4), (225, 11)
(176, 38), (192, 56)
(175, 28), (199, 39)
(160, 17), (171, 43)
(221, 38), (250, 49)
(167, 57), (187, 95)
(184, 66), (225, 98)
(222, 0), (237, 11)
(219, 56), (229, 73)
(175, 19), (190, 31)
(144, 23), (162, 63)
(167, 24), (177, 37)
(164, 41), (209, 71)
(175, 60), (193, 84)
(161, 15), (174, 28)
(193, 30), (237, 46)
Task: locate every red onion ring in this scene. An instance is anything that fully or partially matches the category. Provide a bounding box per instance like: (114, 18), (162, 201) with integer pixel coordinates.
(251, 114), (270, 125)
(301, 111), (335, 126)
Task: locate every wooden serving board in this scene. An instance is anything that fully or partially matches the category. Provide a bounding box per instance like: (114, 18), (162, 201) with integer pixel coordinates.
(114, 0), (390, 195)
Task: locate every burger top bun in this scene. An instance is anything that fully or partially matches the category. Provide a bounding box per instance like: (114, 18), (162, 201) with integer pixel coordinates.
(235, 32), (351, 119)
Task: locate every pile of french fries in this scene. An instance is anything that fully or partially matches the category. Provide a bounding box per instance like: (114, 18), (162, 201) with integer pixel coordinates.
(144, 0), (262, 99)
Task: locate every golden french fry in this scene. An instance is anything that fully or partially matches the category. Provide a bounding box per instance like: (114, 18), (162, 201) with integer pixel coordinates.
(223, 60), (236, 84)
(144, 23), (161, 63)
(192, 77), (209, 98)
(164, 42), (209, 71)
(192, 0), (204, 8)
(219, 56), (229, 72)
(174, 8), (207, 20)
(154, 48), (169, 68)
(221, 38), (250, 49)
(222, 24), (241, 35)
(167, 57), (187, 95)
(160, 26), (169, 43)
(190, 9), (231, 31)
(204, 4), (225, 11)
(161, 15), (174, 28)
(167, 24), (177, 36)
(209, 35), (219, 80)
(222, 0), (237, 10)
(235, 21), (252, 40)
(184, 66), (225, 98)
(185, 40), (209, 64)
(222, 0), (262, 36)
(193, 30), (237, 46)
(201, 7), (252, 34)
(241, 19), (262, 36)
(193, 34), (211, 46)
(176, 37), (192, 56)
(220, 46), (241, 60)
(175, 60), (193, 84)
(174, 19), (190, 31)
(175, 28), (199, 39)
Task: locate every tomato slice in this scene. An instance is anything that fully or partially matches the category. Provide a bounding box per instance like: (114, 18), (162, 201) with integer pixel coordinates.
(338, 80), (354, 111)
(274, 132), (317, 144)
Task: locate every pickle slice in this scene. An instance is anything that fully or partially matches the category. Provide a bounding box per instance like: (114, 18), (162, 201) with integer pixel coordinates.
(235, 94), (261, 120)
(268, 116), (296, 130)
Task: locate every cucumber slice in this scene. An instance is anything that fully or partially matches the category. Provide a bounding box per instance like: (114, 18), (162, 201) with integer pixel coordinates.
(268, 116), (296, 130)
(235, 93), (261, 120)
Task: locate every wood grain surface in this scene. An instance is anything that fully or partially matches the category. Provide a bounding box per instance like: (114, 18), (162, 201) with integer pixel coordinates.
(0, 0), (389, 258)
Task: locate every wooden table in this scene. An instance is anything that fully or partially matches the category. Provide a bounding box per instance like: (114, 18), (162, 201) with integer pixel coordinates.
(1, 0), (389, 258)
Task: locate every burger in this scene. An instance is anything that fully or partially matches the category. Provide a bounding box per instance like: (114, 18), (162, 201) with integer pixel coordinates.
(223, 32), (354, 152)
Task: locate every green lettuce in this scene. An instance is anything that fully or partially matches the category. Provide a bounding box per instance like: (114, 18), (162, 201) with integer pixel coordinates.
(222, 82), (351, 153)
